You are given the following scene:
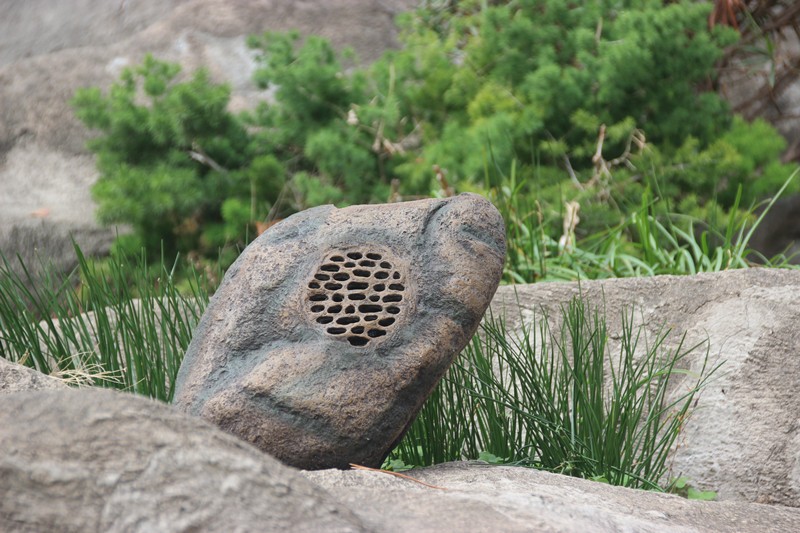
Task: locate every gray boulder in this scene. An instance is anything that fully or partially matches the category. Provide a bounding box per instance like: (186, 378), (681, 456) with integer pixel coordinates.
(174, 194), (506, 469)
(4, 267), (800, 531)
(306, 461), (800, 533)
(0, 388), (365, 533)
(5, 387), (798, 532)
(490, 268), (800, 507)
(0, 357), (67, 394)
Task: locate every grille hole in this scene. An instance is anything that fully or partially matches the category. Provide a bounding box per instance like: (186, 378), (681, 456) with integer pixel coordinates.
(310, 249), (406, 346)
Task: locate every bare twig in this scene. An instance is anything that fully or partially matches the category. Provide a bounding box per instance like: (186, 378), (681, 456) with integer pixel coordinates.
(189, 142), (228, 173)
(349, 464), (449, 490)
(558, 201), (581, 253)
(433, 165), (455, 197)
(591, 124), (611, 184)
(563, 154), (582, 189)
(388, 178), (402, 203)
(608, 129), (646, 170)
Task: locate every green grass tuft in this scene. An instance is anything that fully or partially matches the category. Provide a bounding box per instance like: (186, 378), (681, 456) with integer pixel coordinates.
(0, 244), (211, 401)
(388, 295), (719, 491)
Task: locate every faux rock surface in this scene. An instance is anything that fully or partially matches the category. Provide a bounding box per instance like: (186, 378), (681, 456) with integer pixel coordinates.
(0, 388), (364, 533)
(174, 193), (506, 469)
(490, 268), (800, 507)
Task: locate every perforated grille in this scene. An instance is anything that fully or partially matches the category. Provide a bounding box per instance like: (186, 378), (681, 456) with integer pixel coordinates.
(307, 250), (406, 346)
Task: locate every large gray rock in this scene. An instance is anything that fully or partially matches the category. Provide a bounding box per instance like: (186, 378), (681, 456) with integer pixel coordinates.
(0, 0), (419, 273)
(4, 268), (800, 531)
(489, 268), (800, 507)
(0, 357), (67, 394)
(306, 461), (800, 532)
(4, 388), (798, 533)
(174, 193), (506, 469)
(0, 388), (365, 533)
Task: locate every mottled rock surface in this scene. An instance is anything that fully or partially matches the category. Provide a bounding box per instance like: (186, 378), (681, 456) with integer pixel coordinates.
(0, 388), (364, 533)
(490, 268), (800, 507)
(4, 387), (798, 532)
(174, 193), (506, 469)
(0, 357), (67, 394)
(306, 461), (800, 533)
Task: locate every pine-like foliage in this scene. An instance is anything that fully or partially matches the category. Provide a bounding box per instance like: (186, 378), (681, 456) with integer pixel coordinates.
(73, 2), (797, 262)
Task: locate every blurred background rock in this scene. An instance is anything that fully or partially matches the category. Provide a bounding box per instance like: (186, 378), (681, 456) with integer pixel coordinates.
(0, 0), (417, 276)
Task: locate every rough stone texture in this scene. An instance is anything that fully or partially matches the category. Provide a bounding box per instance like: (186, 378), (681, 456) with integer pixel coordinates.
(4, 387), (798, 532)
(0, 357), (67, 394)
(306, 462), (800, 533)
(489, 268), (800, 507)
(0, 0), (418, 275)
(0, 388), (365, 533)
(4, 269), (800, 531)
(748, 195), (800, 263)
(174, 193), (506, 469)
(720, 31), (800, 160)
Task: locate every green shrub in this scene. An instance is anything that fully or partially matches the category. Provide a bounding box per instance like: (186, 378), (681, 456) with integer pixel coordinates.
(73, 2), (796, 266)
(71, 55), (278, 260)
(243, 0), (793, 238)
